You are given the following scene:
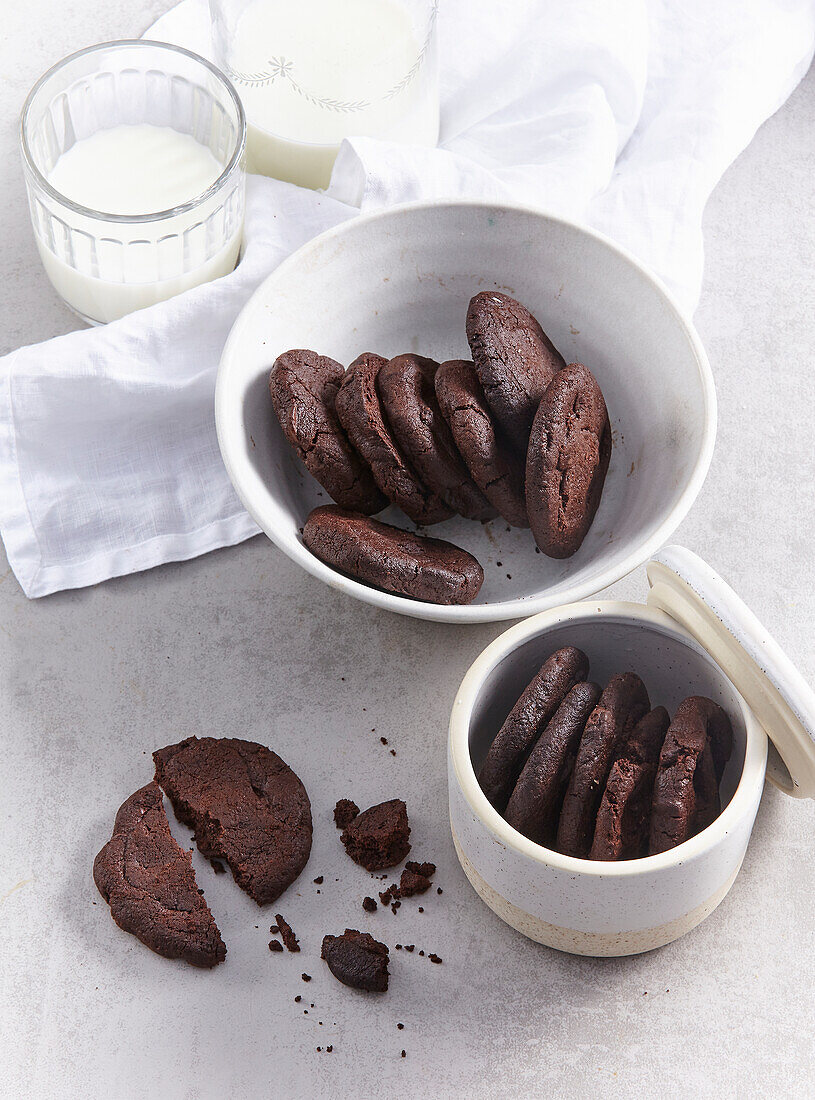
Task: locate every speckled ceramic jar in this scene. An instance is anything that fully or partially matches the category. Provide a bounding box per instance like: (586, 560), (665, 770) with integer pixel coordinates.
(448, 597), (768, 956)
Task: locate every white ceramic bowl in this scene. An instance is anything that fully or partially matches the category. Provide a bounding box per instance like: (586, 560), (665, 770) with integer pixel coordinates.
(216, 200), (716, 623)
(448, 601), (768, 956)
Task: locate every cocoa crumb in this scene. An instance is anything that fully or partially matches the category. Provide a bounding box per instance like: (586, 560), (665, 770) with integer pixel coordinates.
(275, 913), (300, 953)
(334, 798), (360, 829)
(362, 896), (377, 913)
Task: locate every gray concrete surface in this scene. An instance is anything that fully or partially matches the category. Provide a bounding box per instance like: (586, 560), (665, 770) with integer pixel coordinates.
(2, 4), (815, 1098)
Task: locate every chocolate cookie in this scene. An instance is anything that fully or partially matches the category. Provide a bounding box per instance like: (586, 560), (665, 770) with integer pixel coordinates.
(478, 646), (590, 812)
(93, 782), (226, 968)
(378, 354), (495, 521)
(269, 349), (386, 514)
(526, 363), (612, 559)
(556, 673), (650, 858)
(504, 681), (602, 846)
(649, 697), (733, 855)
(321, 929), (389, 992)
(435, 359), (528, 528)
(335, 352), (452, 525)
(302, 505), (484, 605)
(340, 798), (411, 871)
(153, 736), (312, 906)
(466, 291), (565, 450)
(589, 706), (670, 861)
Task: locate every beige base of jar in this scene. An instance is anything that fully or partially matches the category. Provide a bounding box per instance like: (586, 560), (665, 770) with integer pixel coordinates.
(452, 826), (742, 958)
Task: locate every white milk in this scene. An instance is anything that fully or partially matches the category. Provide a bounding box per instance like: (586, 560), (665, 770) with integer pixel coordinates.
(42, 124), (243, 323)
(227, 0), (439, 188)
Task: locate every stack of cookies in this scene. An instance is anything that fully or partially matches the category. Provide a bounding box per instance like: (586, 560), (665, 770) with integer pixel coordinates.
(478, 646), (733, 860)
(268, 291), (612, 605)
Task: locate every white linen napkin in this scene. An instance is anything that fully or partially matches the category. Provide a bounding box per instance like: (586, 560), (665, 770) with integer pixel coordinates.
(1, 0), (813, 598)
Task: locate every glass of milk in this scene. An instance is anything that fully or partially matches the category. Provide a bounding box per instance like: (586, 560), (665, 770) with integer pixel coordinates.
(210, 0), (439, 189)
(20, 40), (246, 324)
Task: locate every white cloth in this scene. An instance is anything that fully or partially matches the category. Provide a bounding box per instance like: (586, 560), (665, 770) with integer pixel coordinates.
(2, 0), (813, 598)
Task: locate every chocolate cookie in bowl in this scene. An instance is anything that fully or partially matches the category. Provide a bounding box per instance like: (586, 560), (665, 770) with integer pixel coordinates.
(378, 353), (496, 522)
(466, 290), (565, 451)
(269, 349), (387, 515)
(335, 352), (452, 527)
(434, 358), (528, 529)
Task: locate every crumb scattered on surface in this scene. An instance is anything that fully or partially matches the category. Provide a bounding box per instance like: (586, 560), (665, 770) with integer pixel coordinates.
(268, 940), (284, 952)
(275, 913), (300, 953)
(302, 973), (312, 982)
(362, 896), (377, 913)
(313, 876), (324, 884)
(334, 799), (360, 829)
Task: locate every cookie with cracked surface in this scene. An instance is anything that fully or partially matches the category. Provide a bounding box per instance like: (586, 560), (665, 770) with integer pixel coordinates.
(93, 781), (226, 968)
(321, 929), (389, 992)
(153, 736), (312, 907)
(466, 291), (565, 450)
(335, 352), (452, 525)
(478, 646), (590, 812)
(504, 680), (602, 847)
(435, 359), (528, 528)
(302, 505), (484, 605)
(589, 706), (670, 861)
(556, 672), (650, 858)
(526, 363), (612, 559)
(378, 353), (495, 521)
(269, 349), (386, 514)
(340, 798), (411, 871)
(649, 697), (733, 855)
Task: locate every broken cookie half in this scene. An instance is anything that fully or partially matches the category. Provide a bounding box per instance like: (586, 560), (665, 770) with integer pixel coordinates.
(93, 782), (226, 969)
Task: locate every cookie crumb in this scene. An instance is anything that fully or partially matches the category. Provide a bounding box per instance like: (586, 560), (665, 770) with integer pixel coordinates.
(275, 913), (300, 953)
(313, 876), (324, 884)
(341, 800), (411, 871)
(428, 953), (442, 964)
(268, 940), (284, 953)
(397, 1023), (404, 1030)
(380, 737), (388, 745)
(334, 799), (359, 829)
(295, 995), (301, 1003)
(362, 896), (377, 913)
(302, 973), (312, 982)
(321, 929), (389, 992)
(437, 887), (443, 895)
(401, 1050), (406, 1058)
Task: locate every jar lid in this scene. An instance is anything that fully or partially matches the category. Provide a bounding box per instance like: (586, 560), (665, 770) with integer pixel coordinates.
(646, 545), (815, 798)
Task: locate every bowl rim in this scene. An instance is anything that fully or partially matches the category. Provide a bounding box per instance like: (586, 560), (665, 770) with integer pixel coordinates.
(215, 197), (717, 624)
(448, 599), (769, 877)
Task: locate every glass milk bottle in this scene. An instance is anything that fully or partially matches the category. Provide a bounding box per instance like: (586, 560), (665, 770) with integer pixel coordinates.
(209, 0), (439, 189)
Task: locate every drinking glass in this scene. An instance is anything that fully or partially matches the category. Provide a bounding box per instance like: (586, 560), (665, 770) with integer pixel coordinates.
(209, 0), (439, 189)
(21, 40), (246, 324)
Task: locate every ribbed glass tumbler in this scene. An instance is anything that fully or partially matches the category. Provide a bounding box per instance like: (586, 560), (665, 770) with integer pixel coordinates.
(21, 40), (246, 324)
